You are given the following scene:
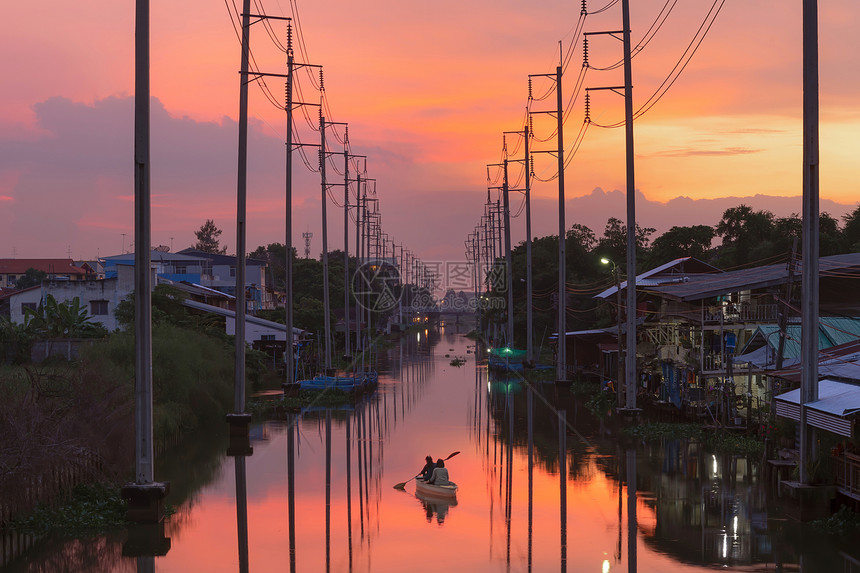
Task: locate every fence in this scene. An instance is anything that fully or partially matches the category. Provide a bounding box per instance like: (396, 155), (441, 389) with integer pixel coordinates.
(0, 449), (103, 530)
(833, 452), (860, 500)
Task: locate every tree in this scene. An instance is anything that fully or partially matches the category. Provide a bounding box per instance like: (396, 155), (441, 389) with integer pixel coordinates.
(15, 268), (47, 290)
(194, 219), (227, 254)
(819, 212), (846, 256)
(714, 205), (775, 267)
(843, 205), (860, 252)
(250, 243), (293, 291)
(596, 217), (655, 273)
(647, 225), (715, 266)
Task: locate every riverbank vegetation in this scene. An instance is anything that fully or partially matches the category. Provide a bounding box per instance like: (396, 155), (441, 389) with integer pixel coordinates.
(624, 422), (764, 457)
(0, 284), (279, 529)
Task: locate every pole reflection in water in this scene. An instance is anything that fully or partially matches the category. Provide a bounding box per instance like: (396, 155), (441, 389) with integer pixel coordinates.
(617, 446), (622, 564)
(346, 414), (353, 572)
(559, 408), (567, 573)
(234, 455), (249, 573)
(326, 409), (332, 573)
(505, 390), (513, 569)
(287, 412), (296, 573)
(136, 556), (153, 573)
(627, 448), (637, 573)
(527, 384), (534, 573)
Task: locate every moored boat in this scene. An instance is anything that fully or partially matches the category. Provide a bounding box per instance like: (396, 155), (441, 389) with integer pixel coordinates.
(415, 478), (458, 498)
(298, 370), (379, 392)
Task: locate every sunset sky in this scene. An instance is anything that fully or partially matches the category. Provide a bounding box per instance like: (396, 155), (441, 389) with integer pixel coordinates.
(1, 0), (858, 268)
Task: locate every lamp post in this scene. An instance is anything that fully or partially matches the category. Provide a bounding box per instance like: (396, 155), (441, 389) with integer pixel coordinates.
(601, 258), (623, 408)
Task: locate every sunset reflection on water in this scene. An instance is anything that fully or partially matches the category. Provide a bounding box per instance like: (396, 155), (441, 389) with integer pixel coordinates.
(6, 327), (857, 572)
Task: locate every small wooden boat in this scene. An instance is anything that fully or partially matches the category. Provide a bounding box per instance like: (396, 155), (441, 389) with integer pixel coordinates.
(298, 370), (379, 392)
(415, 478), (458, 498)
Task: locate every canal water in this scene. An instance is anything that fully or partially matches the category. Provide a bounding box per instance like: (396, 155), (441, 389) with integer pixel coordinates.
(5, 324), (858, 572)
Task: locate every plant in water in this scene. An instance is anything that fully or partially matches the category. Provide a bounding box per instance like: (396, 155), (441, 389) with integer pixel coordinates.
(585, 390), (615, 419)
(811, 506), (860, 537)
(10, 483), (130, 535)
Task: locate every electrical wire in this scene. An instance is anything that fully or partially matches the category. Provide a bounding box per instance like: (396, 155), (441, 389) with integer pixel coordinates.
(588, 0), (678, 72)
(591, 0), (726, 128)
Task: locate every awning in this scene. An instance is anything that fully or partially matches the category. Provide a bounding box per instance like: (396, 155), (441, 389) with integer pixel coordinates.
(774, 379), (860, 437)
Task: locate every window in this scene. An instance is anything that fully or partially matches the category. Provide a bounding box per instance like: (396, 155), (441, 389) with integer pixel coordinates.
(21, 302), (37, 313)
(7, 275), (16, 285)
(229, 266), (236, 277)
(260, 334), (276, 341)
(90, 300), (109, 316)
(174, 265), (187, 274)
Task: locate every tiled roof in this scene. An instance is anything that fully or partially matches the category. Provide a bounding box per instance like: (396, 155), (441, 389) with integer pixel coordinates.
(0, 259), (88, 276)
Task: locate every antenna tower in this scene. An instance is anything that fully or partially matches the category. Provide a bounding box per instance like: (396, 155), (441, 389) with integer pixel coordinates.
(302, 231), (313, 259)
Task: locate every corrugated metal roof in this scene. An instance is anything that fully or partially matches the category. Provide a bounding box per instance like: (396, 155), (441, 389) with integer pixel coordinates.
(741, 318), (860, 359)
(775, 380), (860, 416)
(769, 339), (860, 383)
(595, 257), (721, 299)
(646, 253), (860, 302)
(821, 317), (860, 346)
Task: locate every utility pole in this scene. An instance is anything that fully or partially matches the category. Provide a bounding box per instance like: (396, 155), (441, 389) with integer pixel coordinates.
(233, 1), (251, 418)
(524, 123), (534, 365)
(285, 26), (295, 387)
(585, 1), (637, 408)
(132, 0), (155, 488)
(621, 0), (637, 410)
(343, 134), (350, 360)
(554, 57), (567, 383)
(502, 150), (514, 348)
(799, 0), (819, 485)
(284, 22), (296, 384)
(504, 125), (534, 362)
(355, 174), (363, 353)
(122, 0), (168, 528)
(320, 119), (350, 361)
(528, 49), (566, 382)
(343, 150), (365, 361)
(281, 21), (317, 388)
(320, 104), (332, 373)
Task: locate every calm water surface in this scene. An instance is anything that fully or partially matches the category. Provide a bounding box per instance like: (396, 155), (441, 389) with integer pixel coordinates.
(5, 324), (858, 572)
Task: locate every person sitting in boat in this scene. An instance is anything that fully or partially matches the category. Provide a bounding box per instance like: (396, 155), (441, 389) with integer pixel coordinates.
(418, 455), (436, 481)
(427, 458), (450, 485)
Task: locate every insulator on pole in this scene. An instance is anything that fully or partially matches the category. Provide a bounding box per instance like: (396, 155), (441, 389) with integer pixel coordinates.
(530, 155), (535, 177)
(581, 0), (587, 15)
(319, 69), (324, 91)
(287, 22), (293, 53)
(583, 37), (589, 68)
(584, 92), (591, 123)
(528, 77), (533, 100)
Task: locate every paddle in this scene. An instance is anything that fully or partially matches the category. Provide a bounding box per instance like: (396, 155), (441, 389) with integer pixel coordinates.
(393, 451), (460, 490)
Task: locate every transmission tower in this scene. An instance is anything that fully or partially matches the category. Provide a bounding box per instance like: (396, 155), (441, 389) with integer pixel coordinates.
(302, 231), (313, 259)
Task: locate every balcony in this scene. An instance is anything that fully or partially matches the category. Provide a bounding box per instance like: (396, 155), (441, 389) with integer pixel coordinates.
(704, 303), (778, 324)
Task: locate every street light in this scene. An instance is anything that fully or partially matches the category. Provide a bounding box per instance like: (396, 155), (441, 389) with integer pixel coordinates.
(601, 258), (624, 408)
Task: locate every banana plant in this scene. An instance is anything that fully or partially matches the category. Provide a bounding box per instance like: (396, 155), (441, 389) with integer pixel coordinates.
(24, 294), (105, 339)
